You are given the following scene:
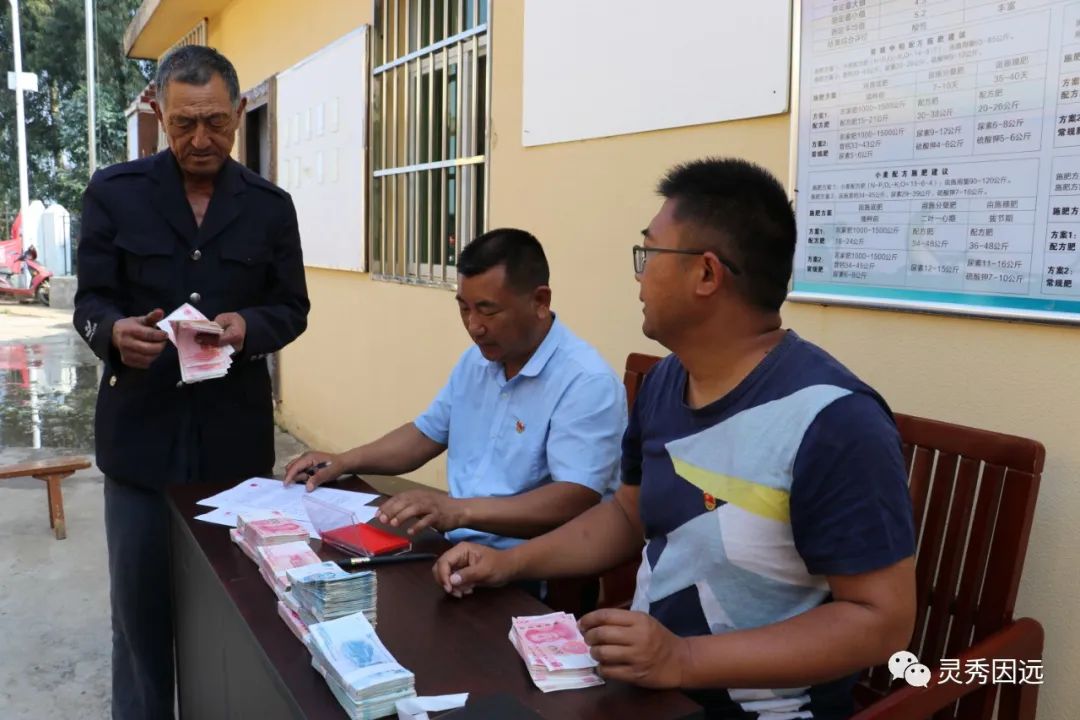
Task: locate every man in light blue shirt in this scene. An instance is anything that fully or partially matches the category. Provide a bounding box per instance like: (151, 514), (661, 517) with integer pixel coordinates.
(286, 228), (626, 550)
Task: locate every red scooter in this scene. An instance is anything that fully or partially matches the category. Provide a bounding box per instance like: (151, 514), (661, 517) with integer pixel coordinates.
(0, 240), (52, 304)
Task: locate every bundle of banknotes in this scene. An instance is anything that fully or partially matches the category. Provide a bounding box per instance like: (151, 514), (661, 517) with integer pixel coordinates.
(287, 561), (378, 626)
(230, 527), (260, 564)
(256, 542), (323, 597)
(509, 612), (604, 692)
(157, 303), (234, 384)
(238, 513), (310, 547)
(277, 600), (312, 644)
(307, 612), (416, 720)
(229, 523), (322, 598)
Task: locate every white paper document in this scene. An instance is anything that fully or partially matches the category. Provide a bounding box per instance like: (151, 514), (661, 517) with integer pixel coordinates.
(196, 477), (380, 528)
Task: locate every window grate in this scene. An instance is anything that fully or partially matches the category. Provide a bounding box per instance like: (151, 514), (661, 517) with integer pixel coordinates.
(370, 0), (490, 286)
(159, 19), (208, 62)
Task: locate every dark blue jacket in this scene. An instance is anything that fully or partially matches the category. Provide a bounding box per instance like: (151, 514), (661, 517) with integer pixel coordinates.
(74, 150), (310, 488)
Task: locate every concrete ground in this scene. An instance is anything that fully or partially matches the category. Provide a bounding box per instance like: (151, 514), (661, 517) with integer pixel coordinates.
(0, 302), (307, 719)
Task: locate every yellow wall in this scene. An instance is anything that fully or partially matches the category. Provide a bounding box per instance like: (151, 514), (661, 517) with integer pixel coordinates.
(201, 0), (1075, 714)
(206, 0), (470, 491)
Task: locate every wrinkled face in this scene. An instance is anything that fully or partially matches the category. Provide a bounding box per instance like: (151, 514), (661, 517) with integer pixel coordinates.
(636, 198), (697, 344)
(456, 265), (550, 367)
(153, 74), (245, 179)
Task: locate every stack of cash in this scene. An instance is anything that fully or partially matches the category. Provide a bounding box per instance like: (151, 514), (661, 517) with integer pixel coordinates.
(277, 600), (311, 643)
(256, 541), (322, 598)
(307, 612), (416, 720)
(239, 513), (310, 546)
(287, 561), (377, 626)
(173, 318), (232, 383)
(230, 527), (260, 564)
(158, 304), (234, 384)
(509, 612), (605, 692)
(280, 588), (316, 625)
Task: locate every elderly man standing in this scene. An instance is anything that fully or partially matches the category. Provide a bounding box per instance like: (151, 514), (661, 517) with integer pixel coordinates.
(74, 46), (309, 719)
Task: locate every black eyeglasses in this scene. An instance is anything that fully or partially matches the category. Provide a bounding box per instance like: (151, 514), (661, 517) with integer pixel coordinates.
(632, 245), (741, 276)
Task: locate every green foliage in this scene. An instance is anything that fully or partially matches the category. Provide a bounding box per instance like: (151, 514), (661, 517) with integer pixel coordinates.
(0, 0), (151, 228)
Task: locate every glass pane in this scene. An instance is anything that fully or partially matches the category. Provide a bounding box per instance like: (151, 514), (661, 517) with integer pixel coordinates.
(448, 69), (458, 160)
(447, 167), (457, 267)
(407, 67), (417, 165)
(407, 0), (417, 53)
(474, 164), (485, 237)
(432, 67), (445, 161)
(420, 64), (430, 164)
(433, 0), (446, 44)
(372, 77), (384, 171)
(373, 0), (383, 66)
(475, 54), (487, 154)
(371, 177), (383, 266)
(448, 0), (459, 36)
(419, 170), (431, 267)
(420, 0), (430, 48)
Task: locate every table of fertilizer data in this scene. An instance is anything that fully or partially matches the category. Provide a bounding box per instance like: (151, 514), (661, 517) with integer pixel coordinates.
(793, 0), (1080, 322)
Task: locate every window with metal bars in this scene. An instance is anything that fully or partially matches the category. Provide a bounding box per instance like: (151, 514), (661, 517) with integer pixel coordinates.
(159, 19), (208, 62)
(370, 0), (490, 286)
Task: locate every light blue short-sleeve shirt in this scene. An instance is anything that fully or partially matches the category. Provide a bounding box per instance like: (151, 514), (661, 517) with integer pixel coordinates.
(413, 317), (627, 549)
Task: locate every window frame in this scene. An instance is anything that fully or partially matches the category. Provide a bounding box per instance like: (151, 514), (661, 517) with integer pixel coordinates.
(369, 0), (492, 287)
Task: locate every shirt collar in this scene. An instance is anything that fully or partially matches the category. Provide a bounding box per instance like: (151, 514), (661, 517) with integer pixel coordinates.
(489, 315), (564, 382)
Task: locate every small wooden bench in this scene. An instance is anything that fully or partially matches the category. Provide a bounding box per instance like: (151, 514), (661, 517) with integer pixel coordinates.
(0, 456), (92, 539)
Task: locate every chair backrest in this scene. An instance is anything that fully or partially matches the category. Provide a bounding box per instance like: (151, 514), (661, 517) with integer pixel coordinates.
(858, 414), (1044, 719)
(596, 353), (663, 609)
(624, 352), (663, 409)
(548, 353), (665, 615)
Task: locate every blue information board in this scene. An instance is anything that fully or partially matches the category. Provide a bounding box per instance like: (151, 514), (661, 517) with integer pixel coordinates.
(793, 0), (1080, 324)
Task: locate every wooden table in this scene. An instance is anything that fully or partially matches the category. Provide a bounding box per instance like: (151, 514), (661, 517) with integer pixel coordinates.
(168, 475), (703, 720)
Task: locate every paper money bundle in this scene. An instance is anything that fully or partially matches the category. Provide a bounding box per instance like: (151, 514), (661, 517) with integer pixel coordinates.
(307, 612), (416, 720)
(509, 612), (604, 692)
(157, 303), (234, 384)
(287, 561), (377, 626)
(174, 319), (232, 382)
(230, 528), (260, 563)
(238, 513), (310, 547)
(277, 600), (311, 643)
(256, 541), (322, 598)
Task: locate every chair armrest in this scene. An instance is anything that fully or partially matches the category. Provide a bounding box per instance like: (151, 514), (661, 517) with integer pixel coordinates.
(850, 618), (1044, 720)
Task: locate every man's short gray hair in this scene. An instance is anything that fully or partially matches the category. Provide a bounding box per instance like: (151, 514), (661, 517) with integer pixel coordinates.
(155, 45), (241, 107)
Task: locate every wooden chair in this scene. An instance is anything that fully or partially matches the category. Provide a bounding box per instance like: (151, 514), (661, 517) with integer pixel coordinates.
(0, 456), (92, 539)
(600, 353), (1046, 719)
(594, 353), (664, 610)
(546, 353), (665, 615)
(852, 414), (1044, 720)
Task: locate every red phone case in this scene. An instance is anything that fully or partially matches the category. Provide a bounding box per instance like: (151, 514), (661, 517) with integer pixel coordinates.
(322, 522), (411, 556)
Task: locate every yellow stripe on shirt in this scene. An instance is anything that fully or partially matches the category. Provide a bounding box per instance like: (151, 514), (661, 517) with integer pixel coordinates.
(671, 458), (791, 523)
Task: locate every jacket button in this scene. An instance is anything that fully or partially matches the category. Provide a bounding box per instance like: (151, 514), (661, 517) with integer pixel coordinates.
(109, 375), (117, 387)
(176, 381), (184, 389)
(189, 292), (201, 303)
(191, 249), (202, 261)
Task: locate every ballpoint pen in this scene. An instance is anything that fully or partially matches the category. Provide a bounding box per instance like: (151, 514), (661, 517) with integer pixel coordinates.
(334, 553), (438, 568)
(301, 460), (332, 476)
